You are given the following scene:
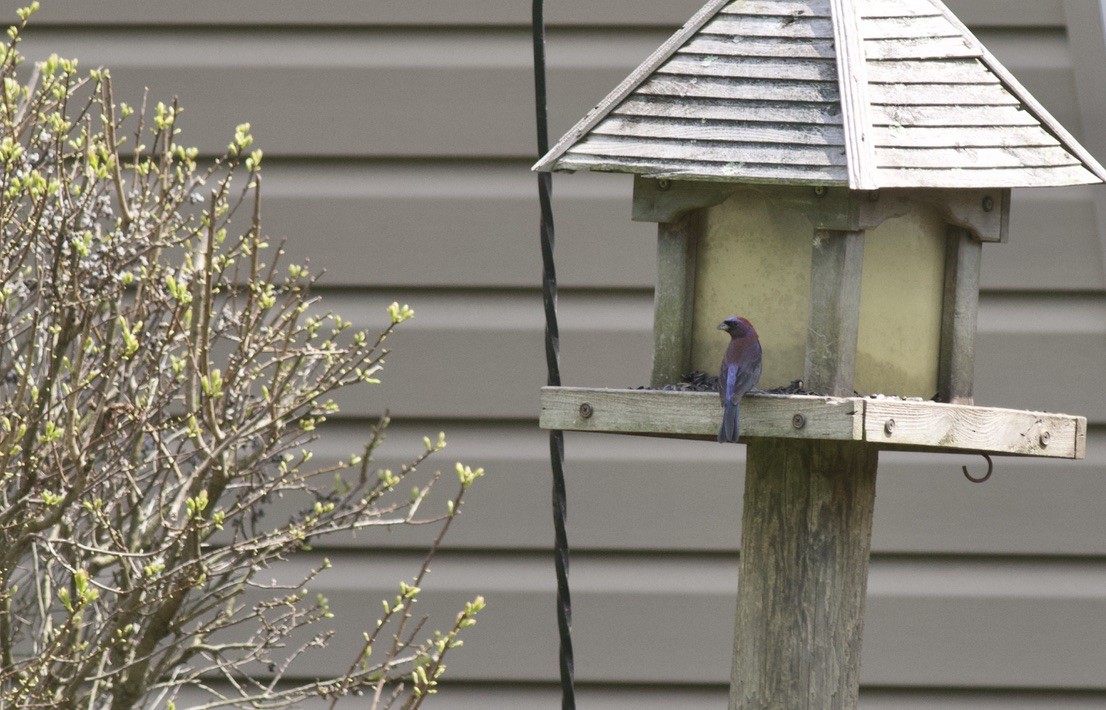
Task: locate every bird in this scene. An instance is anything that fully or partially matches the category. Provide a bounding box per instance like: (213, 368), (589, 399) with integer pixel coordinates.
(718, 315), (762, 443)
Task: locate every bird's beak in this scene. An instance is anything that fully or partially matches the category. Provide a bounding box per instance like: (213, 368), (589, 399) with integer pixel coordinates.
(717, 322), (728, 331)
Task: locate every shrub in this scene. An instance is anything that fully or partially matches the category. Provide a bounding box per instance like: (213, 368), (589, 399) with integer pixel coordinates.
(0, 5), (483, 707)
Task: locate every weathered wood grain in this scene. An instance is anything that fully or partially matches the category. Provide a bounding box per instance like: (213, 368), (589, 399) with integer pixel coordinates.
(571, 136), (848, 167)
(874, 164), (1099, 188)
(731, 439), (878, 710)
(938, 227), (982, 404)
(805, 228), (866, 395)
(652, 212), (700, 387)
(871, 103), (1039, 127)
(540, 388), (864, 442)
(865, 399), (1082, 457)
(877, 145), (1077, 170)
(862, 0), (942, 18)
(864, 36), (977, 60)
(931, 1), (1106, 183)
(637, 75), (840, 103)
(865, 58), (997, 84)
(614, 96), (842, 125)
(633, 176), (739, 222)
(536, 0), (1104, 191)
(908, 188), (1009, 243)
(681, 35), (838, 59)
(1075, 418), (1088, 460)
(704, 15), (835, 40)
(718, 0), (831, 16)
(539, 387), (1088, 459)
(658, 55), (837, 82)
(594, 116), (845, 146)
(868, 82), (1020, 106)
(831, 0), (878, 189)
(861, 14), (960, 41)
(871, 124), (1056, 149)
(554, 153), (851, 184)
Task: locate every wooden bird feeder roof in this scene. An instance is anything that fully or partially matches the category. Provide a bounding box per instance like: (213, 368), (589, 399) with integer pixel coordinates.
(534, 0), (1106, 189)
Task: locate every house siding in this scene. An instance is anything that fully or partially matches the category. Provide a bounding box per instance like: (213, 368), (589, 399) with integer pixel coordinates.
(20, 0), (1106, 705)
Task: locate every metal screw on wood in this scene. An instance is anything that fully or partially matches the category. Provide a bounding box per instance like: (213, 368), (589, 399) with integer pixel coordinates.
(884, 418), (896, 436)
(579, 402), (594, 419)
(813, 185), (827, 197)
(657, 179), (671, 191)
(1039, 431), (1051, 447)
(982, 195), (995, 212)
(792, 413), (806, 429)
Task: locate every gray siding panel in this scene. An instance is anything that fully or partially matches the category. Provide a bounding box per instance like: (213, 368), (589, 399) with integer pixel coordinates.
(28, 0), (1066, 28)
(263, 162), (657, 289)
(173, 685), (1106, 709)
(261, 163), (1099, 290)
(17, 28), (1078, 158)
(314, 291), (1105, 421)
(293, 423), (1106, 556)
(222, 551), (1106, 688)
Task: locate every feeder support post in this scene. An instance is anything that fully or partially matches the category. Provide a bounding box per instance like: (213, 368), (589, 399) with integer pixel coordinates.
(732, 224), (875, 709)
(730, 438), (878, 709)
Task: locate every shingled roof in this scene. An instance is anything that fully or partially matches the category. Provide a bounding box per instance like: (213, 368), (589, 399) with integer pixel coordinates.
(533, 0), (1106, 189)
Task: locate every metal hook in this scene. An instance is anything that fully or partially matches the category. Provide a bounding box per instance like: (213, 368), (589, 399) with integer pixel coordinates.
(963, 453), (994, 483)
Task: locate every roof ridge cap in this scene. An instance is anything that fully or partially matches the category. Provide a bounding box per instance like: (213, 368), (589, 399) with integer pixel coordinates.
(830, 0), (877, 190)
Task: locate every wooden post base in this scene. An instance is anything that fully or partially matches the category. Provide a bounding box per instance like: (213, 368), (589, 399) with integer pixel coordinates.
(730, 439), (879, 709)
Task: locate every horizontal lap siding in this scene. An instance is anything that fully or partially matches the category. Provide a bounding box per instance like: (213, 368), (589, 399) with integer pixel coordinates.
(257, 164), (1100, 289)
(302, 290), (1106, 422)
(280, 421), (1106, 556)
(159, 549), (1106, 687)
(17, 1), (1106, 705)
(174, 684), (1106, 709)
(26, 0), (1068, 27)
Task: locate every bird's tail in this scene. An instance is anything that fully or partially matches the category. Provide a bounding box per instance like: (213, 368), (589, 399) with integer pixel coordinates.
(718, 400), (740, 443)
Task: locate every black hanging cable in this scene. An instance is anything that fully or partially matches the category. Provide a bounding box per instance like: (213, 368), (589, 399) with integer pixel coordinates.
(532, 1), (576, 707)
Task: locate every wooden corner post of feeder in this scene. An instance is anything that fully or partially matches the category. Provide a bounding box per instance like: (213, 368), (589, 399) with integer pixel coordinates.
(534, 0), (1104, 707)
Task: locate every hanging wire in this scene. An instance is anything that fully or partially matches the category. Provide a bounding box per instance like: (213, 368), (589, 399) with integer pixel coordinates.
(532, 1), (576, 707)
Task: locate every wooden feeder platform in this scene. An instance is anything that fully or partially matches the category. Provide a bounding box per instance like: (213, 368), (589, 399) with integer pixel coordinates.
(541, 386), (1086, 460)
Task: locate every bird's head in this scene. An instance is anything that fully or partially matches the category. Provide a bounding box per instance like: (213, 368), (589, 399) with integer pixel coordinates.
(718, 315), (756, 338)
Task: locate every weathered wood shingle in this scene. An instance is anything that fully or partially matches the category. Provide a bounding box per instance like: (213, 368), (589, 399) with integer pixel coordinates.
(539, 0), (848, 184)
(534, 0), (1106, 189)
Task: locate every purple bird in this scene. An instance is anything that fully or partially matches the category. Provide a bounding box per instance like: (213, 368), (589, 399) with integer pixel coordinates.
(718, 315), (762, 443)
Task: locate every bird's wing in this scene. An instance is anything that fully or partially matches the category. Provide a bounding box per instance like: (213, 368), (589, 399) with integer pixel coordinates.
(732, 361), (760, 401)
(724, 363), (739, 405)
(729, 341), (762, 403)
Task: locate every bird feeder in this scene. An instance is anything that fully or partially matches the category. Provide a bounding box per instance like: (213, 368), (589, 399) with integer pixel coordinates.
(535, 0), (1103, 707)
